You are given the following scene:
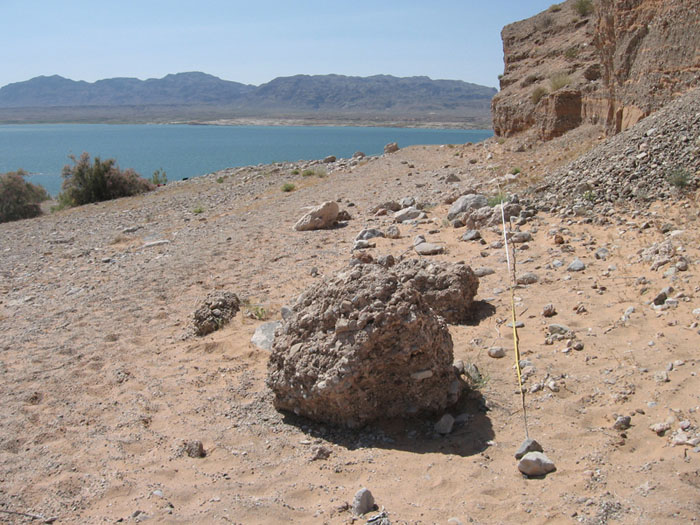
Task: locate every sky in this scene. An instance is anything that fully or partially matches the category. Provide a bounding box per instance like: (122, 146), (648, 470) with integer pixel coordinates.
(0, 0), (558, 89)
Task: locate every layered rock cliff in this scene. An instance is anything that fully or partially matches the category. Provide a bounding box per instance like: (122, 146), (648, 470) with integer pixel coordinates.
(492, 0), (700, 140)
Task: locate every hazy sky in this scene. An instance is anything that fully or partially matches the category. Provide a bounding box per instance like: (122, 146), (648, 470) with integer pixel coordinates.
(1, 0), (557, 89)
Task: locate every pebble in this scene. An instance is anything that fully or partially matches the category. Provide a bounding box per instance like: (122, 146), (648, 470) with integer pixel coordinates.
(511, 231), (533, 243)
(506, 321), (525, 328)
(473, 267), (495, 277)
(182, 440), (205, 458)
(515, 438), (543, 459)
(516, 272), (538, 285)
(549, 323), (571, 335)
(650, 422), (671, 435)
(461, 230), (481, 241)
(414, 242), (444, 255)
(142, 239), (171, 248)
(613, 416), (632, 431)
(518, 452), (556, 477)
(654, 371), (670, 383)
(488, 347), (506, 358)
(567, 258), (586, 272)
(352, 488), (375, 515)
(542, 303), (557, 317)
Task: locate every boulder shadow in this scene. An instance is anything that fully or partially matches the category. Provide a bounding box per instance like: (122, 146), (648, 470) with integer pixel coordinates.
(461, 300), (497, 326)
(279, 388), (494, 458)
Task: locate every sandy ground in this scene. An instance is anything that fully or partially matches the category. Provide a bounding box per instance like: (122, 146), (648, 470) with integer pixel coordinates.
(1, 132), (699, 524)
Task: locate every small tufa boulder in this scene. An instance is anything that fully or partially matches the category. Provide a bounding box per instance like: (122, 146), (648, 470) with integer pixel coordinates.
(352, 488), (376, 515)
(293, 201), (339, 231)
(193, 291), (240, 336)
(384, 142), (400, 154)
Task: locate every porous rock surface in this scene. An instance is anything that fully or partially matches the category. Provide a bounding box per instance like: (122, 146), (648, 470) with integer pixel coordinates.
(394, 258), (479, 324)
(266, 262), (457, 428)
(192, 291), (240, 336)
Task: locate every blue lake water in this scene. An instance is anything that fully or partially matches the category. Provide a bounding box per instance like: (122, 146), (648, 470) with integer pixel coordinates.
(0, 124), (493, 196)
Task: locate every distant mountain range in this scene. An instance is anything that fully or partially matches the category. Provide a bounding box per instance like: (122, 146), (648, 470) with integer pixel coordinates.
(0, 72), (497, 127)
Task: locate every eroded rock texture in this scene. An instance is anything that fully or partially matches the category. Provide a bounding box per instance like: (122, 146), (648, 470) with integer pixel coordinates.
(267, 262), (461, 428)
(492, 0), (700, 139)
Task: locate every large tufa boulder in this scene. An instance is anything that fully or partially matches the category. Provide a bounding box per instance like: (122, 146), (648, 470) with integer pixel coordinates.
(266, 263), (458, 428)
(193, 291), (240, 336)
(293, 201), (339, 231)
(394, 259), (479, 324)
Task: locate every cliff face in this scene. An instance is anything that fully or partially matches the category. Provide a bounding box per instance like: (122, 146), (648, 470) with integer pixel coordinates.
(492, 0), (700, 139)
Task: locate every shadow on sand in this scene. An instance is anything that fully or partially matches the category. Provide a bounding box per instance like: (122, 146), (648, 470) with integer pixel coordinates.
(280, 388), (494, 458)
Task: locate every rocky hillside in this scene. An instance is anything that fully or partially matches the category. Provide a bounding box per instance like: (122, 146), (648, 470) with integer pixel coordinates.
(492, 0), (700, 139)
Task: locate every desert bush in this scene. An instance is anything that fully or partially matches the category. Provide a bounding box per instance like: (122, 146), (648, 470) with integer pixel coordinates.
(564, 46), (579, 60)
(537, 14), (554, 30)
(531, 86), (549, 104)
(0, 169), (49, 223)
(549, 3), (562, 12)
(549, 72), (571, 91)
(510, 167), (522, 175)
(487, 193), (507, 207)
(574, 0), (594, 16)
(281, 182), (296, 192)
(668, 168), (692, 190)
(58, 153), (153, 208)
(151, 168), (167, 186)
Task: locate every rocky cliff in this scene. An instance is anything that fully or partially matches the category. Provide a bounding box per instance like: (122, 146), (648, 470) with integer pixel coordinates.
(492, 0), (700, 140)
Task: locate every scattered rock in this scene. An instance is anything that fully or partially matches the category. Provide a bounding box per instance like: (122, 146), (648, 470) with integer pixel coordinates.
(435, 414), (455, 435)
(518, 451), (556, 477)
(394, 207), (423, 223)
(510, 231), (533, 243)
(323, 155), (336, 163)
(488, 347), (506, 359)
(356, 228), (385, 241)
(293, 201), (340, 231)
(384, 142), (399, 154)
(250, 321), (281, 351)
(385, 225), (401, 239)
(613, 416), (632, 431)
(471, 268), (494, 279)
(516, 272), (538, 285)
(447, 194), (488, 221)
(515, 438), (543, 460)
(182, 440), (205, 458)
(461, 230), (482, 241)
(567, 258), (586, 272)
(415, 242), (444, 256)
(352, 488), (376, 515)
(542, 303), (557, 317)
(193, 291), (240, 336)
(548, 323), (571, 336)
(650, 422), (671, 435)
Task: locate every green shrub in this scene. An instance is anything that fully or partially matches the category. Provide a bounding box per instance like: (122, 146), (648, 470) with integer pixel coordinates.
(574, 0), (594, 16)
(668, 168), (691, 190)
(291, 169), (300, 175)
(281, 183), (296, 192)
(58, 153), (153, 208)
(301, 168), (326, 178)
(487, 193), (507, 207)
(0, 169), (49, 223)
(549, 72), (571, 91)
(510, 167), (522, 175)
(564, 46), (579, 60)
(192, 206), (204, 214)
(531, 86), (549, 104)
(549, 3), (562, 12)
(216, 176), (224, 183)
(151, 168), (167, 186)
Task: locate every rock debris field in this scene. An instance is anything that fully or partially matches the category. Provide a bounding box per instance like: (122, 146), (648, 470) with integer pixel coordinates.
(1, 94), (700, 523)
